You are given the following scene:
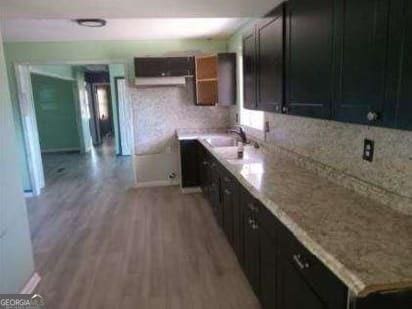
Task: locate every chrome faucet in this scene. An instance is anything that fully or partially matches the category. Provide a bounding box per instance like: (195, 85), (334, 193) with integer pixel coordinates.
(229, 126), (248, 144)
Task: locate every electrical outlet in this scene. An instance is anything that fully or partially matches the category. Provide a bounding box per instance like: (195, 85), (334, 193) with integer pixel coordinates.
(265, 121), (270, 133)
(363, 139), (374, 162)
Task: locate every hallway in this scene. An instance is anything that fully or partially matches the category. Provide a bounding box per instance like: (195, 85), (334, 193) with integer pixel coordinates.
(25, 142), (259, 308)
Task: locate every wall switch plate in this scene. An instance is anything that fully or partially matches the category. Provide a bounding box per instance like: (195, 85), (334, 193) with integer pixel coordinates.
(265, 121), (270, 133)
(363, 139), (374, 162)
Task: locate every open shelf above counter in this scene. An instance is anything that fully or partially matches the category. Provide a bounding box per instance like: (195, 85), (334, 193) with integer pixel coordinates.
(194, 53), (236, 106)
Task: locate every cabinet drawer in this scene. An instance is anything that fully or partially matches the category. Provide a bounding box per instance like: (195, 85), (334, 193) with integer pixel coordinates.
(278, 224), (347, 308)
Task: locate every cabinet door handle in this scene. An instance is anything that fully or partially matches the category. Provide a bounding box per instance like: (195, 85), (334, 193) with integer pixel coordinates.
(252, 222), (259, 230)
(224, 189), (231, 195)
(248, 202), (259, 213)
(366, 111), (379, 122)
(248, 217), (254, 225)
(224, 176), (230, 183)
(202, 161), (208, 166)
(282, 106), (289, 113)
(293, 254), (310, 270)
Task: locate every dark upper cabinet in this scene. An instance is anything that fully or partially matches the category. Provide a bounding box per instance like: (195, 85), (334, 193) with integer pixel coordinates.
(134, 57), (194, 77)
(385, 0), (412, 130)
(180, 140), (200, 188)
(334, 0), (390, 125)
(243, 27), (258, 110)
(257, 5), (285, 113)
(285, 0), (334, 119)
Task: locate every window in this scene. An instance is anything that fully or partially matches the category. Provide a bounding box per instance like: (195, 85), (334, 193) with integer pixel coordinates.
(238, 54), (264, 130)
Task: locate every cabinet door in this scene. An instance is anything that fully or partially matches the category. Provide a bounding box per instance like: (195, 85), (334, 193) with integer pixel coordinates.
(259, 228), (277, 309)
(180, 140), (199, 187)
(243, 197), (260, 295)
(277, 253), (326, 309)
(209, 161), (222, 226)
(134, 58), (168, 77)
(385, 0), (412, 130)
(285, 0), (334, 119)
(243, 27), (257, 110)
(222, 178), (234, 245)
(167, 57), (194, 76)
(334, 0), (390, 125)
(257, 5), (284, 113)
(198, 146), (209, 194)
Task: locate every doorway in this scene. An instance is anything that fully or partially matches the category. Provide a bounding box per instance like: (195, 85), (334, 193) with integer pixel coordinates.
(15, 62), (133, 195)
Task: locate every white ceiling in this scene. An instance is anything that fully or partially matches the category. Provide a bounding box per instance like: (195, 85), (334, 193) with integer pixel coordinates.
(0, 0), (281, 18)
(0, 18), (248, 42)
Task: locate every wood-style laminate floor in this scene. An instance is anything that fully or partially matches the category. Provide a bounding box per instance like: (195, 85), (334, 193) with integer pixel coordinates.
(26, 141), (260, 309)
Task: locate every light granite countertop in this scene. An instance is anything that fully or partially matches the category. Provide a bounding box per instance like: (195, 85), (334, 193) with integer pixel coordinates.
(176, 129), (412, 297)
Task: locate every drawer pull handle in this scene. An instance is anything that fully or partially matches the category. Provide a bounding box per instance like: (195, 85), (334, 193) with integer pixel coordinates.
(248, 217), (254, 225)
(293, 254), (310, 270)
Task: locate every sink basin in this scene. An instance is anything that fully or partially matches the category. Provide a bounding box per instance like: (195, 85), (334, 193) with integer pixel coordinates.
(204, 136), (238, 147)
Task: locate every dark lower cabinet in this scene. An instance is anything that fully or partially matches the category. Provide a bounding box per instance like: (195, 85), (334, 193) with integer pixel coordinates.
(196, 143), (411, 309)
(242, 200), (260, 296)
(259, 228), (277, 309)
(209, 160), (223, 226)
(221, 171), (241, 253)
(277, 253), (327, 309)
(180, 140), (199, 187)
(198, 145), (209, 194)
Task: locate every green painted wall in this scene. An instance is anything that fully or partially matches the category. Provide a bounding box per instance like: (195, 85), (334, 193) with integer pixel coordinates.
(3, 39), (228, 191)
(31, 73), (80, 151)
(0, 25), (35, 293)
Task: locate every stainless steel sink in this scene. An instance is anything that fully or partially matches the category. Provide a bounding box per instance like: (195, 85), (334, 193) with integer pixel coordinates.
(204, 136), (238, 147)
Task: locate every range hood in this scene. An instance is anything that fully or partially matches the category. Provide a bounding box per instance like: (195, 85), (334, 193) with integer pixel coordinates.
(134, 76), (187, 87)
(134, 56), (194, 87)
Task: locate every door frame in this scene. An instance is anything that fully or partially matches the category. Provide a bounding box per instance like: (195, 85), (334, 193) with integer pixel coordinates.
(13, 60), (130, 195)
(114, 77), (134, 155)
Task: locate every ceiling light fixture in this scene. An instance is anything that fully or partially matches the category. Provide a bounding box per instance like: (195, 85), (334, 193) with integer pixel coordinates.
(75, 18), (107, 28)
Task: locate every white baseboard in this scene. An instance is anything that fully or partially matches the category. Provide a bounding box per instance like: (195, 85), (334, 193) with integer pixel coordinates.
(135, 179), (179, 188)
(20, 272), (41, 294)
(181, 187), (202, 194)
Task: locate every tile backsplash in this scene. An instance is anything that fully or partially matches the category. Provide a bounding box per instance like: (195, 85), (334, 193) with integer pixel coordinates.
(232, 108), (412, 214)
(130, 81), (230, 155)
